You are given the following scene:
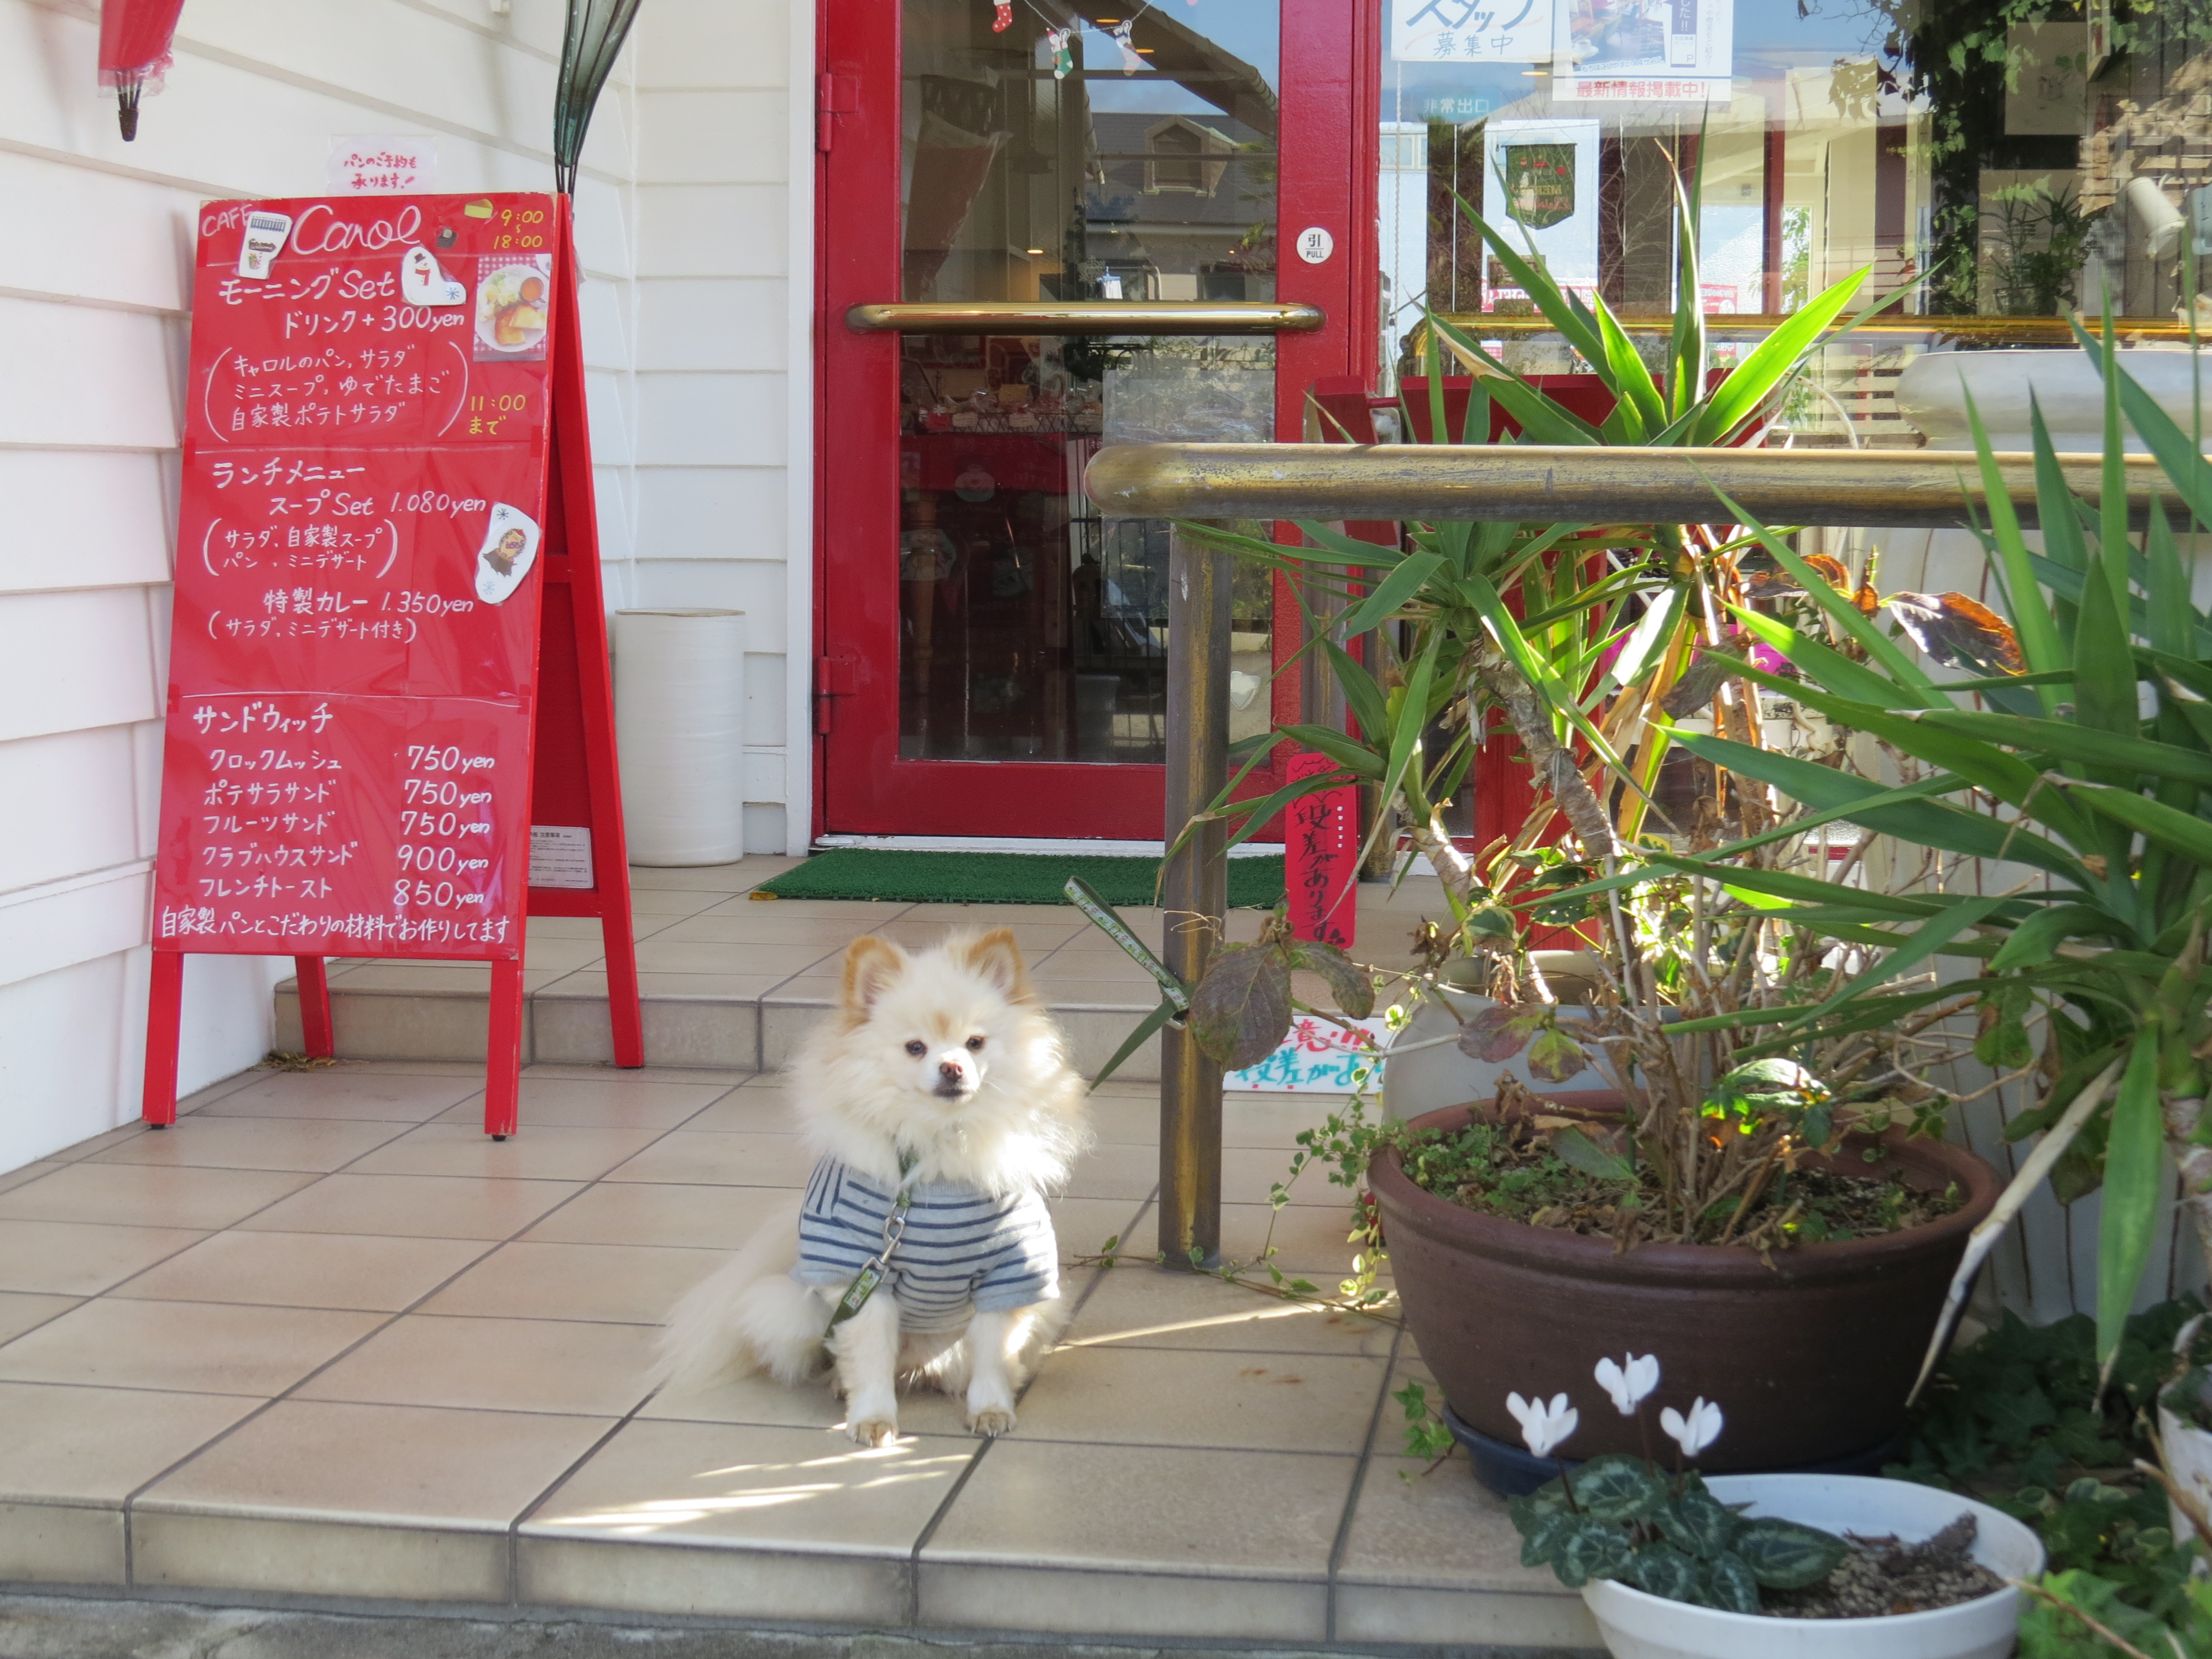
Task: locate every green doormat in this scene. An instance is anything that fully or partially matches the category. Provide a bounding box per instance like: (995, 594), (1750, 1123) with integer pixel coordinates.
(753, 849), (1286, 909)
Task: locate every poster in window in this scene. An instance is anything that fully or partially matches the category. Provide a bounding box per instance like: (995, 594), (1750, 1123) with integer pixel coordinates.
(1391, 0), (1554, 66)
(1553, 0), (1733, 102)
(1481, 119), (1600, 309)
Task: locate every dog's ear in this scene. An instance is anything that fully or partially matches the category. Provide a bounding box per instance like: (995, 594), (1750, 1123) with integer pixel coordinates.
(841, 936), (906, 1016)
(953, 927), (1033, 1000)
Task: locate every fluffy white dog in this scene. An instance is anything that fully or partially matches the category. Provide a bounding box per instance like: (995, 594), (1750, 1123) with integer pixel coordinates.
(658, 927), (1091, 1444)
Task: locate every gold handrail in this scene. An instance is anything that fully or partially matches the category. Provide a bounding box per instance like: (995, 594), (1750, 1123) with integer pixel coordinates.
(847, 300), (1325, 336)
(1415, 312), (2199, 346)
(1084, 441), (2177, 529)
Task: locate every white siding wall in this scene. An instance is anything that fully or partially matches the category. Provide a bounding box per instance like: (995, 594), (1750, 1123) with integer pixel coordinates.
(629, 0), (813, 855)
(0, 0), (827, 1174)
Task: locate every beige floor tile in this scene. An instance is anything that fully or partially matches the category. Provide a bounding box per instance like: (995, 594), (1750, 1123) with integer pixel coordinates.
(1008, 1343), (1386, 1454)
(708, 896), (912, 920)
(639, 1367), (973, 1437)
(1059, 1267), (1394, 1358)
(1223, 1146), (1353, 1206)
(415, 1241), (721, 1324)
(139, 1399), (613, 1527)
(1337, 1456), (1566, 1592)
(923, 1439), (1353, 1578)
(518, 1532), (910, 1624)
(1, 1499), (128, 1585)
(343, 1122), (665, 1182)
(0, 1293), (78, 1345)
(918, 1559), (1328, 1644)
(629, 864), (759, 891)
(233, 1173), (585, 1240)
(47, 1123), (154, 1162)
(1060, 1144), (1160, 1202)
(524, 1418), (972, 1551)
(0, 1298), (380, 1396)
(88, 1116), (408, 1174)
(633, 941), (844, 977)
(525, 1063), (760, 1086)
(0, 1162), (65, 1198)
(429, 1076), (735, 1130)
(544, 970), (788, 1001)
(112, 1230), (488, 1312)
(675, 1092), (800, 1134)
(1333, 1580), (1598, 1650)
(295, 1314), (658, 1416)
(133, 1511), (510, 1603)
(1026, 948), (1164, 980)
(0, 1219), (210, 1296)
(1025, 981), (1154, 1009)
(647, 912), (885, 947)
(624, 888), (733, 917)
(874, 919), (1087, 953)
(0, 1381), (263, 1502)
(529, 915), (620, 940)
(1047, 1196), (1154, 1261)
(603, 1131), (813, 1188)
(520, 1183), (791, 1250)
(0, 1164), (317, 1231)
(333, 963), (572, 993)
(192, 1068), (484, 1122)
(1215, 1199), (1374, 1275)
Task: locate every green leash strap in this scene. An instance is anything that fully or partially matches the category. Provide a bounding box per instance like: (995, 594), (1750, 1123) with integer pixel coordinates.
(825, 1150), (917, 1336)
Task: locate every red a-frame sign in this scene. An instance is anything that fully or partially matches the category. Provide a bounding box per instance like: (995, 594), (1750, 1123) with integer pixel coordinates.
(142, 192), (642, 1138)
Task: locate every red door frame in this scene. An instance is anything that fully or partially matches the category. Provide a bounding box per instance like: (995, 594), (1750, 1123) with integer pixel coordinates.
(812, 0), (1380, 841)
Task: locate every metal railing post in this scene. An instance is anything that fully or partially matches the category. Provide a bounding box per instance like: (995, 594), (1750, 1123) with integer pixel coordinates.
(1159, 523), (1228, 1269)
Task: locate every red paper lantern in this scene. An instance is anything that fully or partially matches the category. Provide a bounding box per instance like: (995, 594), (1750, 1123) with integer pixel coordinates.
(99, 0), (189, 141)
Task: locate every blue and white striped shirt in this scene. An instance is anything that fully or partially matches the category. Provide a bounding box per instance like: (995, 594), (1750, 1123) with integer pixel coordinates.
(792, 1157), (1060, 1333)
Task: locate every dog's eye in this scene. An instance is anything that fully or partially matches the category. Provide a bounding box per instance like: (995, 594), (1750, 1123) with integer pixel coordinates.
(904, 1040), (926, 1057)
(966, 1035), (986, 1051)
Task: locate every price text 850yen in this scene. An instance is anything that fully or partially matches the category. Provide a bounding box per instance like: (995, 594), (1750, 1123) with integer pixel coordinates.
(392, 878), (491, 910)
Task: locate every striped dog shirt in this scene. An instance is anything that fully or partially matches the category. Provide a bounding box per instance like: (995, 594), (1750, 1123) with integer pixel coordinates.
(792, 1157), (1059, 1333)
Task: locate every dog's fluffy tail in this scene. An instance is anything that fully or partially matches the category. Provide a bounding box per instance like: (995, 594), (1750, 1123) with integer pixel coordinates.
(654, 1195), (824, 1394)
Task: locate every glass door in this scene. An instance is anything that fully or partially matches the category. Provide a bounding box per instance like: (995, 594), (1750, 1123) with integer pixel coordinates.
(815, 0), (1376, 839)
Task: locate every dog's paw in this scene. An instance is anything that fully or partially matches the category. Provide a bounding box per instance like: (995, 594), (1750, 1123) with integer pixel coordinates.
(847, 1415), (900, 1447)
(966, 1406), (1016, 1437)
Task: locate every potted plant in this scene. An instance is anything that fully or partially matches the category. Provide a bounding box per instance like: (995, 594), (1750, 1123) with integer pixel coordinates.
(1504, 1352), (2043, 1659)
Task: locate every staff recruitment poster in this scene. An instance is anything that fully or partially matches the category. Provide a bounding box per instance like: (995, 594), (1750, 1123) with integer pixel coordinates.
(143, 191), (643, 1138)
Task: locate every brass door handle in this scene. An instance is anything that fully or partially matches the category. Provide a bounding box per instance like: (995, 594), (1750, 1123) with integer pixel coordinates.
(847, 300), (1324, 335)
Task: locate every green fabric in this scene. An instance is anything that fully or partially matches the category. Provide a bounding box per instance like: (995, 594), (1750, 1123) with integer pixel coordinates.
(753, 850), (1286, 909)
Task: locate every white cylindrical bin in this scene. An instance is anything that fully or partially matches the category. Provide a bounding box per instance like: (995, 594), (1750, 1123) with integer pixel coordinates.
(612, 608), (747, 866)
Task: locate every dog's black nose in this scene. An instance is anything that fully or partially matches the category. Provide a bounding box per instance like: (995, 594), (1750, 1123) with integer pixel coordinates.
(938, 1059), (966, 1082)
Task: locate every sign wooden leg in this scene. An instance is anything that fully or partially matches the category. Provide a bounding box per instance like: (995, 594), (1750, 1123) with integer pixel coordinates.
(142, 951), (184, 1127)
(294, 956), (335, 1058)
(485, 956), (525, 1139)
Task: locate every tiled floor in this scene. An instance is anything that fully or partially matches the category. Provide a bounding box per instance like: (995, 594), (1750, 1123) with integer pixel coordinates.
(276, 860), (1444, 1081)
(0, 1058), (1595, 1651)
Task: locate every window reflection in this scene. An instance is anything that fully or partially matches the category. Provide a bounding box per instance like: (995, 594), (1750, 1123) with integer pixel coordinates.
(897, 0), (1281, 764)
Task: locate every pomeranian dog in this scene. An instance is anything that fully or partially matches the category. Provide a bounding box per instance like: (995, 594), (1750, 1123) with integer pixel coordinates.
(658, 927), (1089, 1445)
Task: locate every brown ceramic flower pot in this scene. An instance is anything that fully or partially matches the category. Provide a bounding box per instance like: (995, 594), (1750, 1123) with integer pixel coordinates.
(1368, 1098), (2001, 1472)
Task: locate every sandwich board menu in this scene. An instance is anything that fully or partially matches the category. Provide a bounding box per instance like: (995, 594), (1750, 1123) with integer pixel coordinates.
(143, 192), (643, 1138)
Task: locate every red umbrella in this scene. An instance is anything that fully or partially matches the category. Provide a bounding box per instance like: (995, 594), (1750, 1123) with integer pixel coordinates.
(100, 0), (189, 140)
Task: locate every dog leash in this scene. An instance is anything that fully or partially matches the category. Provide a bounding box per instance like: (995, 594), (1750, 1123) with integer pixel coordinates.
(824, 1149), (919, 1335)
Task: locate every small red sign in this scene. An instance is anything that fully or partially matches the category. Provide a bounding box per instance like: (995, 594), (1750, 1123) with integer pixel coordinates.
(1286, 750), (1358, 950)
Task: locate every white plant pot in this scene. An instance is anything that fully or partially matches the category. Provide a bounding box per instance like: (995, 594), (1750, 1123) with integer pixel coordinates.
(1581, 1474), (2043, 1659)
(2158, 1402), (2212, 1543)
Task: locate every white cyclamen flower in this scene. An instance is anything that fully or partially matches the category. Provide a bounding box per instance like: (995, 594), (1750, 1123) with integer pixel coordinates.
(1593, 1353), (1661, 1416)
(1507, 1391), (1579, 1459)
(1660, 1397), (1725, 1459)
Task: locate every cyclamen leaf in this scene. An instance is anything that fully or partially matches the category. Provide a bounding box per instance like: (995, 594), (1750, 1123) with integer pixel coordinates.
(1288, 939), (1376, 1019)
(1552, 1516), (1634, 1588)
(1565, 1453), (1667, 1523)
(1188, 945), (1293, 1072)
(1516, 1505), (1584, 1571)
(1458, 1004), (1546, 1062)
(1733, 1517), (1851, 1589)
(1628, 1541), (1704, 1604)
(1703, 1551), (1764, 1613)
(1657, 1484), (1742, 1558)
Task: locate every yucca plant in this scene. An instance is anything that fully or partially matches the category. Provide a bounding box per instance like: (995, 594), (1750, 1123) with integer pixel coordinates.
(1182, 171), (1895, 977)
(1556, 311), (2212, 1374)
